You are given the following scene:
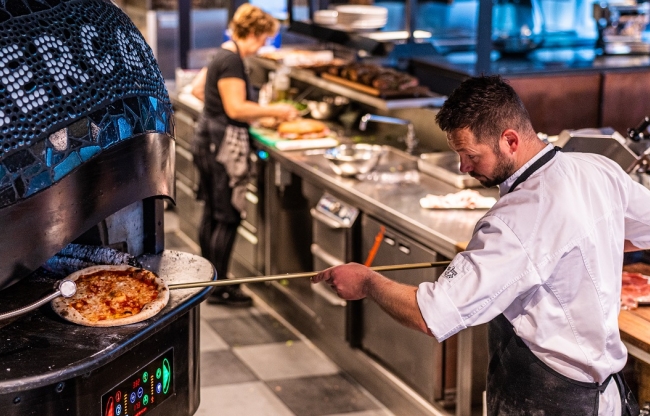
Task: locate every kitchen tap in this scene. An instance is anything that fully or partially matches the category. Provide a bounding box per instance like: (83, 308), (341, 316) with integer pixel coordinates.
(359, 113), (418, 154)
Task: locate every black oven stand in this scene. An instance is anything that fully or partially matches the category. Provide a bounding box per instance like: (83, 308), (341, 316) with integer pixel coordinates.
(0, 250), (214, 416)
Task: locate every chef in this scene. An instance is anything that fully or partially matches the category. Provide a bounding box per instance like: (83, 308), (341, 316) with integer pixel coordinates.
(312, 75), (650, 415)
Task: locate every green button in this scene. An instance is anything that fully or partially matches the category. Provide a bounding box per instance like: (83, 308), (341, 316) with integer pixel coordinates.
(156, 368), (161, 379)
(142, 371), (148, 382)
(162, 359), (171, 394)
(143, 394), (149, 405)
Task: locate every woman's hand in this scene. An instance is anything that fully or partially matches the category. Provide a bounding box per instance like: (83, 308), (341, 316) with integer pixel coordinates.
(269, 103), (299, 121)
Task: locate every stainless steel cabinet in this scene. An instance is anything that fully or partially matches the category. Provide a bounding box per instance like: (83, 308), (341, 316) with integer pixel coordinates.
(361, 214), (452, 405)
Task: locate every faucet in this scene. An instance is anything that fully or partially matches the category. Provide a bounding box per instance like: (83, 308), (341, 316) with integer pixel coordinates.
(359, 113), (418, 154)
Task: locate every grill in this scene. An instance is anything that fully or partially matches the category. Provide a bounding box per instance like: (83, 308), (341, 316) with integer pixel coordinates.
(0, 1), (213, 415)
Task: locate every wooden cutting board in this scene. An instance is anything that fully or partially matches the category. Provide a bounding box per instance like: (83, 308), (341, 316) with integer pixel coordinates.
(321, 73), (434, 99)
(249, 127), (338, 151)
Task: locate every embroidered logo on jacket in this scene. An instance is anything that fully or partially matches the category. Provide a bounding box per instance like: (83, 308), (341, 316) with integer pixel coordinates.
(443, 266), (458, 280)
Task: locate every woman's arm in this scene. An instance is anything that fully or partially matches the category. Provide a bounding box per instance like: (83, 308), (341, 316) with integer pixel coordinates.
(190, 67), (208, 101)
(218, 77), (296, 122)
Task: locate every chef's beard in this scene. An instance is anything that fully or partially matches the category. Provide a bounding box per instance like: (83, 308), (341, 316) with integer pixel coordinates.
(470, 153), (516, 188)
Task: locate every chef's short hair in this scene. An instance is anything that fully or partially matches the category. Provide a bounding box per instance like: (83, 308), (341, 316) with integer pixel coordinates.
(436, 75), (535, 148)
(229, 4), (279, 40)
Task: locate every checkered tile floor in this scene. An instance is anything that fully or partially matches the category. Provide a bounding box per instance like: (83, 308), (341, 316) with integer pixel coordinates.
(164, 210), (394, 416)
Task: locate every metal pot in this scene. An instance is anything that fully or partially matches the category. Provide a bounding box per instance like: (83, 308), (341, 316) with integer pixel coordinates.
(305, 96), (350, 120)
(323, 143), (385, 176)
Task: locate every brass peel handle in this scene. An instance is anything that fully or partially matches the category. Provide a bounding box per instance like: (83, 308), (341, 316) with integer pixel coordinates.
(168, 260), (452, 290)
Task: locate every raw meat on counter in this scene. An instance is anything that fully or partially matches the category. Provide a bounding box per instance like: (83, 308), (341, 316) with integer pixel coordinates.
(328, 62), (419, 91)
(621, 271), (650, 310)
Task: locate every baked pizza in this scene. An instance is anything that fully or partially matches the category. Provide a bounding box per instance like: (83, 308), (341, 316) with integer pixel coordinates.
(51, 265), (169, 327)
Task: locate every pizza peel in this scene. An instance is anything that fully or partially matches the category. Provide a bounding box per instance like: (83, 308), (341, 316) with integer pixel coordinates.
(168, 260), (452, 290)
(0, 261), (451, 322)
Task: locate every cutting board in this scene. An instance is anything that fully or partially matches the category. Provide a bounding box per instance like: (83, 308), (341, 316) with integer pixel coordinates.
(249, 127), (338, 151)
(320, 73), (435, 99)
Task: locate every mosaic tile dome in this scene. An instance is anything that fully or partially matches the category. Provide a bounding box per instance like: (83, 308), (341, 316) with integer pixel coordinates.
(0, 0), (173, 208)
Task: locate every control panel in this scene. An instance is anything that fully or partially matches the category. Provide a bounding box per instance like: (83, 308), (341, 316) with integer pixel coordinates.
(316, 193), (359, 227)
(101, 349), (173, 416)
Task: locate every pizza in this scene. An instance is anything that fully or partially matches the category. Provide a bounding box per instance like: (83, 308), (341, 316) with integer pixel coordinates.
(51, 265), (169, 327)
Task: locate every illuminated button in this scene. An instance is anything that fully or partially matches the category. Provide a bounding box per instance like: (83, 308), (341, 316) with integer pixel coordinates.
(156, 368), (161, 379)
(115, 391), (121, 402)
(162, 358), (171, 394)
(143, 395), (149, 406)
(142, 372), (148, 383)
(129, 392), (136, 404)
(156, 383), (162, 394)
(137, 387), (143, 399)
(116, 404), (122, 416)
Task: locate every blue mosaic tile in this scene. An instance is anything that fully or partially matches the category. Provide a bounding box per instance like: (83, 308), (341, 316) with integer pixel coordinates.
(25, 171), (52, 197)
(45, 148), (53, 167)
(79, 145), (101, 162)
(0, 165), (5, 182)
(53, 152), (82, 182)
(23, 163), (42, 179)
(118, 117), (132, 140)
(99, 123), (119, 148)
(149, 96), (158, 111)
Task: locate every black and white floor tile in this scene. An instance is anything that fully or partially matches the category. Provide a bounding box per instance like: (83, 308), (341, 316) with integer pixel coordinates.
(164, 210), (394, 416)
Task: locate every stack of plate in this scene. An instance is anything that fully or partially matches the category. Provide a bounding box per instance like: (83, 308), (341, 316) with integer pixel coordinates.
(314, 10), (338, 26)
(334, 5), (388, 31)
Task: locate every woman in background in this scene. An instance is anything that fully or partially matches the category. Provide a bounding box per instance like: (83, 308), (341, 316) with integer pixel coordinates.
(192, 4), (297, 306)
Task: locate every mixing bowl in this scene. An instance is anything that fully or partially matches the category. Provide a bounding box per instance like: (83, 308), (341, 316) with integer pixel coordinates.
(323, 144), (385, 177)
(305, 96), (350, 120)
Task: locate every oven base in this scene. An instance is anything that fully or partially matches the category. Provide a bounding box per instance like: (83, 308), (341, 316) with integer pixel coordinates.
(0, 308), (200, 416)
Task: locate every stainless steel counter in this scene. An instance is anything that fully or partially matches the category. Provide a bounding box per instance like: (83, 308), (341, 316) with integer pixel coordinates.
(268, 147), (495, 259)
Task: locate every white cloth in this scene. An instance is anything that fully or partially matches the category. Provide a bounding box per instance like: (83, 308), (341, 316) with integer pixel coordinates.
(417, 144), (650, 413)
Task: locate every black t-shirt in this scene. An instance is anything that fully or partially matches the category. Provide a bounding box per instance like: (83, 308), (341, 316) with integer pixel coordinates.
(203, 48), (249, 128)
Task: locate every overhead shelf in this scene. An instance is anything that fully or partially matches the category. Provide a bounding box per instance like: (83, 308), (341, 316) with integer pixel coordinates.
(249, 56), (446, 110)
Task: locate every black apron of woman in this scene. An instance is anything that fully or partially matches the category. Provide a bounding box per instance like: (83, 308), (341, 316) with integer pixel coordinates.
(486, 147), (639, 416)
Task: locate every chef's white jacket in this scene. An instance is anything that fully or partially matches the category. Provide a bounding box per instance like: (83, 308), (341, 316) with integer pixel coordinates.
(417, 144), (650, 413)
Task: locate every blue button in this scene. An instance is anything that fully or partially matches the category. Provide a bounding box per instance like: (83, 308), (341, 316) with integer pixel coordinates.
(116, 404), (122, 415)
(156, 382), (162, 394)
(137, 386), (143, 398)
(130, 392), (136, 403)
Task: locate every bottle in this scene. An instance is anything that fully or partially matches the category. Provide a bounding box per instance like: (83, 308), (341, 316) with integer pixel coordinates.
(259, 71), (275, 106)
(274, 67), (290, 102)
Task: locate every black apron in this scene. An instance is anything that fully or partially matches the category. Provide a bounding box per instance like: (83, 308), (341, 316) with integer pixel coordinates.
(486, 147), (639, 416)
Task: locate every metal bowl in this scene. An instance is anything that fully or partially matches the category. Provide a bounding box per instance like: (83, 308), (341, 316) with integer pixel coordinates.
(323, 144), (385, 177)
(305, 96), (350, 120)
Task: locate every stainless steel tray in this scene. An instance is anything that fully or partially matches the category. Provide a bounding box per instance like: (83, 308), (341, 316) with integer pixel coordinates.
(418, 152), (481, 188)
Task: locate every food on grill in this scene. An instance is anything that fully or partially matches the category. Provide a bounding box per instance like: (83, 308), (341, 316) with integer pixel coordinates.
(277, 118), (330, 140)
(621, 271), (650, 310)
(328, 62), (420, 91)
(419, 189), (497, 210)
(51, 265), (169, 327)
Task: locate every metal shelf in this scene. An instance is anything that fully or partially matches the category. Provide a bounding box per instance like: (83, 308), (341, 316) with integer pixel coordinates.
(250, 56), (446, 110)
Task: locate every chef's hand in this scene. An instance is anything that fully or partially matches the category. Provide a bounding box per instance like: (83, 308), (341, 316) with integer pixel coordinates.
(311, 262), (377, 300)
(269, 103), (298, 121)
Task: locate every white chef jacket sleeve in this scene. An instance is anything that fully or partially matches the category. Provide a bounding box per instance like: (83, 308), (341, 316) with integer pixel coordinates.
(624, 179), (650, 249)
(417, 214), (541, 342)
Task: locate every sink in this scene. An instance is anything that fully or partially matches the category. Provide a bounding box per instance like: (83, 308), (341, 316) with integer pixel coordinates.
(418, 152), (481, 188)
(374, 145), (419, 173)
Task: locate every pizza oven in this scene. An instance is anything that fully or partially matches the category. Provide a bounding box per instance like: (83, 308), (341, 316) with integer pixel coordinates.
(0, 1), (214, 415)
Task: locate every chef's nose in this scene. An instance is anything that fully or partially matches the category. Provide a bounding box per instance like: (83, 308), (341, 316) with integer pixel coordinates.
(458, 157), (472, 173)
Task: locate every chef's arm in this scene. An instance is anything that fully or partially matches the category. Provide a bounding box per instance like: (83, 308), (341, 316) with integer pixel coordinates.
(218, 78), (296, 121)
(190, 67), (207, 101)
(312, 263), (433, 336)
(625, 240), (642, 252)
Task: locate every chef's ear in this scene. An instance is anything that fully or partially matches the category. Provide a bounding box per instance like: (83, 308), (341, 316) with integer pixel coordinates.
(501, 129), (520, 154)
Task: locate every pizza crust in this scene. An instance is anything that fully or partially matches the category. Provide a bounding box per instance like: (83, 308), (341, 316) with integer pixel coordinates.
(51, 265), (170, 327)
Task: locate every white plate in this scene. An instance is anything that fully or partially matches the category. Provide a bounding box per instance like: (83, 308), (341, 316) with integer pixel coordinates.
(335, 5), (388, 18)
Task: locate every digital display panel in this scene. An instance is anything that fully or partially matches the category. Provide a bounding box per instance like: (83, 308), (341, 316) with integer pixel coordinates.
(101, 349), (173, 416)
